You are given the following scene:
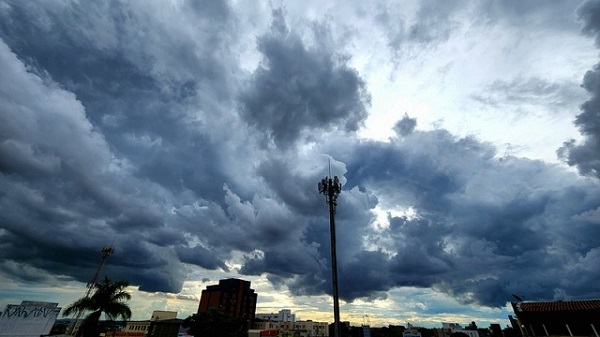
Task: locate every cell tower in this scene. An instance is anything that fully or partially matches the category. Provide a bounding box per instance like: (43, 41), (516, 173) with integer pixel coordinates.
(66, 245), (115, 336)
(318, 162), (342, 337)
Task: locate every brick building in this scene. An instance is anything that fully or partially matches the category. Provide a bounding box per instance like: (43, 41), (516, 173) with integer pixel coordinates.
(197, 278), (257, 327)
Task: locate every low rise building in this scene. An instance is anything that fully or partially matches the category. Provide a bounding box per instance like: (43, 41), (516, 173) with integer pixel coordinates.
(404, 323), (423, 337)
(254, 319), (329, 337)
(0, 300), (61, 337)
(511, 299), (600, 337)
(256, 309), (296, 323)
(108, 311), (179, 337)
(437, 323), (480, 337)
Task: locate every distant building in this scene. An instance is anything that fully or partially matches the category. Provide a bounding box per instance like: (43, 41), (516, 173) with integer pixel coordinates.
(437, 323), (479, 337)
(293, 320), (329, 337)
(198, 278), (257, 327)
(254, 318), (329, 337)
(0, 301), (61, 337)
(511, 299), (600, 337)
(107, 311), (179, 337)
(404, 323), (423, 337)
(147, 318), (185, 337)
(489, 323), (503, 337)
(350, 325), (372, 337)
(256, 309), (296, 322)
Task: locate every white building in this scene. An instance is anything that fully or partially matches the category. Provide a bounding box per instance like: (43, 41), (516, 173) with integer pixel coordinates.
(256, 309), (296, 322)
(254, 309), (329, 337)
(0, 301), (61, 337)
(441, 323), (480, 337)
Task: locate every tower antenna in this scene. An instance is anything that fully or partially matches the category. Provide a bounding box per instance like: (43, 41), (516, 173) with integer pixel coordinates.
(66, 245), (115, 336)
(318, 163), (342, 337)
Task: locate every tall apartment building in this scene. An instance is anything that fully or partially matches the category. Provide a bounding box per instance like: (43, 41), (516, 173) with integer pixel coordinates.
(198, 278), (258, 326)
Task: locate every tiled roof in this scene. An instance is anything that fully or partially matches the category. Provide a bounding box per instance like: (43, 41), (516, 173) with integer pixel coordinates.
(516, 300), (600, 312)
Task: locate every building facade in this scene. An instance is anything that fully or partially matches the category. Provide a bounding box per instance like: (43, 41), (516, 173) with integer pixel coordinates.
(254, 320), (329, 337)
(437, 323), (480, 337)
(0, 301), (61, 337)
(108, 311), (179, 337)
(511, 299), (600, 337)
(256, 309), (296, 322)
(197, 278), (257, 326)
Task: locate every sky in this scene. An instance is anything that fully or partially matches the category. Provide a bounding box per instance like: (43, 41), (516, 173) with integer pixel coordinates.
(1, 0), (600, 329)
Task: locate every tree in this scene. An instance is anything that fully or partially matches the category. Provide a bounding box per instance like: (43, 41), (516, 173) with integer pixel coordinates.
(466, 322), (478, 330)
(450, 332), (470, 337)
(63, 277), (132, 337)
(184, 308), (246, 337)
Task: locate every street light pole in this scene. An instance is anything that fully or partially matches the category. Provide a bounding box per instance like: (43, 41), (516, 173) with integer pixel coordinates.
(318, 175), (342, 337)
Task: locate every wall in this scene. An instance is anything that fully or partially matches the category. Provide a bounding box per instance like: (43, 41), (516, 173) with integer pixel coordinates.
(0, 301), (61, 337)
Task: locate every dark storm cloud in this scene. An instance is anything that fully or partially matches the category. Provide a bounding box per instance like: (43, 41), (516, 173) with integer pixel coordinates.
(312, 128), (600, 305)
(559, 0), (600, 178)
(1, 0), (600, 312)
(393, 114), (417, 137)
(234, 125), (600, 306)
(239, 9), (370, 148)
(0, 0), (242, 294)
(577, 0), (600, 45)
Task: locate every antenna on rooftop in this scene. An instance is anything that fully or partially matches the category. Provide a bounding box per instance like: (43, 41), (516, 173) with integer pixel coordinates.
(66, 245), (115, 336)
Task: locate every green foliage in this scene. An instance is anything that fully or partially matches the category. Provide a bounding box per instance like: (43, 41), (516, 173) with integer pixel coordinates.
(184, 308), (247, 337)
(418, 328), (435, 337)
(63, 277), (132, 337)
(371, 325), (405, 337)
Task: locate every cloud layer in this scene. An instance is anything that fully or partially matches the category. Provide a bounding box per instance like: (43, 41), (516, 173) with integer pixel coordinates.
(0, 0), (599, 316)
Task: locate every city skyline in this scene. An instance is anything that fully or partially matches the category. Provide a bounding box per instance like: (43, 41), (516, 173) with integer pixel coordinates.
(1, 0), (600, 330)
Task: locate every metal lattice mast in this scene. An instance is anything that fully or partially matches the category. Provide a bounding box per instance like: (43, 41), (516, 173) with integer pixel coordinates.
(66, 245), (114, 336)
(318, 174), (342, 337)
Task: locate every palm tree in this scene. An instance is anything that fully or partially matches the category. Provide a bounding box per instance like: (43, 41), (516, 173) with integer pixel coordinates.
(63, 277), (132, 337)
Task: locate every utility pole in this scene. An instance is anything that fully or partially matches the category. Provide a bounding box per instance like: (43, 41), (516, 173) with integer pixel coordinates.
(318, 175), (342, 337)
(66, 245), (114, 336)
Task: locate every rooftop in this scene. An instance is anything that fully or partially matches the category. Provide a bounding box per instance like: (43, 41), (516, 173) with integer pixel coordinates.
(515, 300), (600, 312)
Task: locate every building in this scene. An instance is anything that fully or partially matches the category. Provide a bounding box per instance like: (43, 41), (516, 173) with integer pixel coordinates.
(293, 320), (330, 337)
(511, 299), (600, 337)
(147, 318), (185, 337)
(198, 278), (257, 327)
(254, 319), (329, 337)
(437, 323), (480, 337)
(256, 309), (296, 322)
(350, 325), (372, 337)
(404, 323), (423, 337)
(362, 325), (372, 337)
(0, 301), (61, 337)
(107, 311), (179, 337)
(253, 309), (327, 337)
